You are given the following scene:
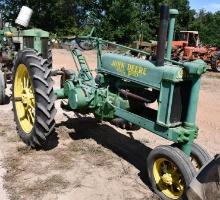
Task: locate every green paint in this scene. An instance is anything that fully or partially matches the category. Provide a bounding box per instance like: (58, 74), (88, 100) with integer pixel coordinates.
(53, 10), (206, 156)
(19, 28), (49, 37)
(185, 76), (201, 125)
(100, 53), (187, 90)
(55, 88), (65, 99)
(183, 59), (207, 75)
(167, 9), (179, 60)
(0, 26), (49, 56)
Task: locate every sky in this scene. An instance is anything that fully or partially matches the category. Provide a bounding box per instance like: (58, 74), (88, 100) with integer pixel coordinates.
(190, 0), (220, 13)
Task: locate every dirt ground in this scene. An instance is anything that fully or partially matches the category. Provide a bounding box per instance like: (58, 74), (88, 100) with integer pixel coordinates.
(0, 49), (219, 200)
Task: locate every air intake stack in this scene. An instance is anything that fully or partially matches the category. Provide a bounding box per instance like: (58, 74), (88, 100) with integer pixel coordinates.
(156, 4), (169, 66)
(15, 6), (33, 28)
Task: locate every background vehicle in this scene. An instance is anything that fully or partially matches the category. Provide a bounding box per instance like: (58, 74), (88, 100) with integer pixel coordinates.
(172, 31), (220, 72)
(0, 6), (50, 104)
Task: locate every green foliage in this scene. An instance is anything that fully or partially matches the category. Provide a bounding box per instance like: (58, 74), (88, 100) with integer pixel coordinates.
(189, 10), (220, 48)
(0, 0), (87, 36)
(0, 0), (219, 47)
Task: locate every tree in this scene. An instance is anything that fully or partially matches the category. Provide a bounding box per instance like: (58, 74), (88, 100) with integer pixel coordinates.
(1, 0), (219, 47)
(189, 10), (220, 48)
(0, 0), (85, 35)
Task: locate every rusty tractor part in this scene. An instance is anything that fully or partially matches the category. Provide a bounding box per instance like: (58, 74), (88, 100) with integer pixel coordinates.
(172, 31), (220, 72)
(0, 6), (50, 104)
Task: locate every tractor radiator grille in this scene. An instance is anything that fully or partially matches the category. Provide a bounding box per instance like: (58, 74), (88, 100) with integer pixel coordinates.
(23, 37), (34, 49)
(41, 38), (49, 59)
(170, 81), (191, 123)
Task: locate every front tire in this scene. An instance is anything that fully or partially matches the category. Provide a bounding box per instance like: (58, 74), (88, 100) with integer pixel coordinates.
(12, 49), (57, 148)
(47, 48), (52, 68)
(147, 145), (196, 200)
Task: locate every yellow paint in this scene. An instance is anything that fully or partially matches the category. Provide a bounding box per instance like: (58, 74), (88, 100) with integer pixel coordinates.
(4, 31), (13, 37)
(111, 60), (125, 74)
(153, 158), (184, 199)
(182, 69), (189, 78)
(127, 63), (147, 77)
(177, 69), (190, 79)
(111, 60), (147, 77)
(14, 64), (35, 134)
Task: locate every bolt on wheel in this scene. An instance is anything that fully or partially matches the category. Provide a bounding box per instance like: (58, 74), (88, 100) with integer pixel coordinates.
(153, 158), (185, 198)
(14, 64), (35, 133)
(147, 145), (196, 200)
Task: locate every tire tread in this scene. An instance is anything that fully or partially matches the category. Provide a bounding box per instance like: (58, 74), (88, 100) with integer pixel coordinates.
(12, 49), (56, 148)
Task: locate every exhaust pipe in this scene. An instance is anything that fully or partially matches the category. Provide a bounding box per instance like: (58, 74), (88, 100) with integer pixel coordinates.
(166, 9), (179, 60)
(156, 4), (169, 66)
(0, 13), (3, 29)
(15, 6), (33, 27)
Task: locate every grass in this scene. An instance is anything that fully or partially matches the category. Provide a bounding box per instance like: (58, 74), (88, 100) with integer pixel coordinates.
(49, 150), (75, 170)
(7, 134), (20, 143)
(140, 138), (149, 144)
(4, 145), (72, 199)
(55, 126), (72, 139)
(4, 156), (22, 176)
(4, 155), (24, 199)
(0, 130), (6, 136)
(67, 140), (106, 156)
(72, 178), (83, 188)
(17, 145), (33, 155)
(8, 193), (20, 200)
(24, 174), (69, 198)
(67, 140), (115, 168)
(69, 140), (112, 158)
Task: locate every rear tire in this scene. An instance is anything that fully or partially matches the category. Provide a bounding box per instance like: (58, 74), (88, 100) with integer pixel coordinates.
(147, 145), (196, 200)
(0, 70), (6, 105)
(211, 51), (220, 72)
(47, 49), (52, 68)
(12, 49), (57, 148)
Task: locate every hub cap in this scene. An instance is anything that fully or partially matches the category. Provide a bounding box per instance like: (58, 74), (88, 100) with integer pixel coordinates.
(153, 158), (184, 199)
(14, 64), (35, 134)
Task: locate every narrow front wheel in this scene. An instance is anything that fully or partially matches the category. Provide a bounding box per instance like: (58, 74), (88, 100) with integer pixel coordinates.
(147, 145), (196, 200)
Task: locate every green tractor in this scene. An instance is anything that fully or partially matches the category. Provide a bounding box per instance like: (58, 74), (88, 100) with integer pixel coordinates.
(11, 5), (213, 200)
(0, 6), (50, 104)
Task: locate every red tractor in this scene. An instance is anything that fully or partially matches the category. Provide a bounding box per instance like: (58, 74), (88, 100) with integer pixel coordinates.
(172, 31), (220, 72)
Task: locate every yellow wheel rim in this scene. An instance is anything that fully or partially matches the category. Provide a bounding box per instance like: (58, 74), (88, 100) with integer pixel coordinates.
(14, 64), (35, 134)
(153, 158), (184, 199)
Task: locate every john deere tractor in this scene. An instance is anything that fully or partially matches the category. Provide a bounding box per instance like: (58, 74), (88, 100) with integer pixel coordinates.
(11, 5), (213, 200)
(0, 6), (50, 104)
